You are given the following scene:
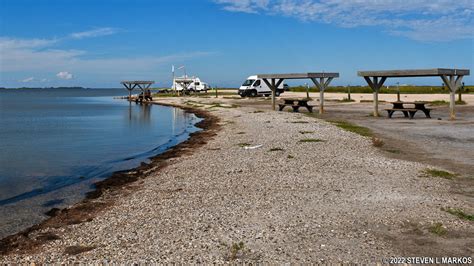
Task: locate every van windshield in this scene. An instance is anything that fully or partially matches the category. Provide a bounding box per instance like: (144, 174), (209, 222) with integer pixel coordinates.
(242, 79), (255, 86)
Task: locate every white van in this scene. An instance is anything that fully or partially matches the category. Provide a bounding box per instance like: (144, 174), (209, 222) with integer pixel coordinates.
(238, 75), (287, 97)
(172, 77), (209, 92)
(188, 78), (210, 92)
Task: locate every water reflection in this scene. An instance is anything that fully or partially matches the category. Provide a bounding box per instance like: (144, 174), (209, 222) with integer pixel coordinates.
(125, 102), (152, 125)
(0, 89), (202, 239)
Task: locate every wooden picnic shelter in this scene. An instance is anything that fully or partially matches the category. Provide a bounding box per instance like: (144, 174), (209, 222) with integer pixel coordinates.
(358, 68), (470, 119)
(121, 80), (155, 100)
(257, 72), (340, 113)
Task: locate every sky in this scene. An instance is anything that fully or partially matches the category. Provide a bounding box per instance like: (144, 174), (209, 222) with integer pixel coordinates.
(0, 0), (473, 88)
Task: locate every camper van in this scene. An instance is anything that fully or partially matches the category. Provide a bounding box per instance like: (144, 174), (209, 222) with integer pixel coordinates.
(238, 75), (287, 97)
(172, 77), (209, 92)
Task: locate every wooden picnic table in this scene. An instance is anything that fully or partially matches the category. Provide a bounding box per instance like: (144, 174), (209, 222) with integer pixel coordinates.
(279, 98), (314, 113)
(385, 101), (432, 119)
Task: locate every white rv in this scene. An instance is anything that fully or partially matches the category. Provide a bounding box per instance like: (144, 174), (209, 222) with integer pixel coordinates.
(172, 76), (209, 92)
(238, 75), (287, 97)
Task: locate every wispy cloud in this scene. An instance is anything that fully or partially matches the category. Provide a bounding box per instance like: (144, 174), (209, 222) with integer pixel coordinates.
(0, 37), (58, 49)
(69, 27), (119, 39)
(56, 71), (74, 80)
(0, 35), (216, 84)
(215, 0), (269, 13)
(214, 0), (474, 41)
(19, 77), (35, 82)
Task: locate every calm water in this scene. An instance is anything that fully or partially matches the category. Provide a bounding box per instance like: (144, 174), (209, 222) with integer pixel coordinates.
(0, 88), (201, 238)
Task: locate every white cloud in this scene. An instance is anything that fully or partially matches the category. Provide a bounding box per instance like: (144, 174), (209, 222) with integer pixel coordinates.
(0, 37), (58, 49)
(40, 78), (49, 82)
(56, 71), (74, 80)
(215, 0), (270, 13)
(0, 36), (216, 85)
(70, 27), (119, 39)
(20, 77), (35, 82)
(215, 0), (474, 41)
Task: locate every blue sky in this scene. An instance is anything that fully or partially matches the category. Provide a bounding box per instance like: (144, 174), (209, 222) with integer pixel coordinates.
(1, 0), (473, 88)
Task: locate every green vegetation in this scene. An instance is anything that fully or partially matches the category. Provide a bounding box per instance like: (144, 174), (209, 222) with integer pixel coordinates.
(228, 241), (246, 261)
(287, 155), (295, 159)
(184, 100), (205, 107)
(269, 148), (284, 152)
(208, 103), (240, 109)
(428, 222), (447, 236)
(328, 120), (373, 137)
(229, 241), (245, 260)
(360, 100), (387, 103)
(442, 207), (474, 221)
(237, 132), (246, 135)
(64, 245), (96, 255)
(422, 168), (457, 179)
(427, 100), (467, 106)
(385, 149), (402, 154)
(289, 85), (474, 94)
(299, 138), (324, 143)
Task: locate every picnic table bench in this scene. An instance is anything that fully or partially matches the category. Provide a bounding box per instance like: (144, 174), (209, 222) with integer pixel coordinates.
(278, 98), (314, 113)
(385, 101), (432, 119)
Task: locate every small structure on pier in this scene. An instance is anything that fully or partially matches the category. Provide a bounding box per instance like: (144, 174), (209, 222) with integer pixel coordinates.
(358, 68), (470, 119)
(121, 81), (155, 100)
(256, 72), (340, 113)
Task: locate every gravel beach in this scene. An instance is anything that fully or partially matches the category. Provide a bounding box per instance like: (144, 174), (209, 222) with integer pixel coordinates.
(1, 97), (472, 263)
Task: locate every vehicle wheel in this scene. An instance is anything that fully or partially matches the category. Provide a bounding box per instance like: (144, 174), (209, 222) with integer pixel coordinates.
(264, 94), (270, 97)
(250, 90), (257, 97)
(275, 91), (281, 97)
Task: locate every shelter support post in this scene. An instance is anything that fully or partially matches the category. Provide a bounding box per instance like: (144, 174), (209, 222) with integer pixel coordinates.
(122, 83), (137, 101)
(262, 78), (284, 110)
(311, 77), (334, 114)
(363, 76), (387, 117)
(441, 75), (464, 120)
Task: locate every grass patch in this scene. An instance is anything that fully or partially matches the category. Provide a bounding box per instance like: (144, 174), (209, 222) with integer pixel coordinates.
(287, 155), (294, 159)
(442, 207), (474, 221)
(385, 149), (402, 154)
(428, 222), (447, 236)
(288, 85), (474, 94)
(372, 137), (384, 147)
(422, 168), (457, 179)
(428, 100), (467, 106)
(360, 100), (387, 103)
(237, 143), (252, 147)
(209, 103), (239, 109)
(299, 138), (324, 143)
(269, 148), (284, 152)
(227, 241), (247, 261)
(64, 245), (96, 255)
(237, 132), (246, 135)
(328, 120), (373, 137)
(299, 130), (314, 134)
